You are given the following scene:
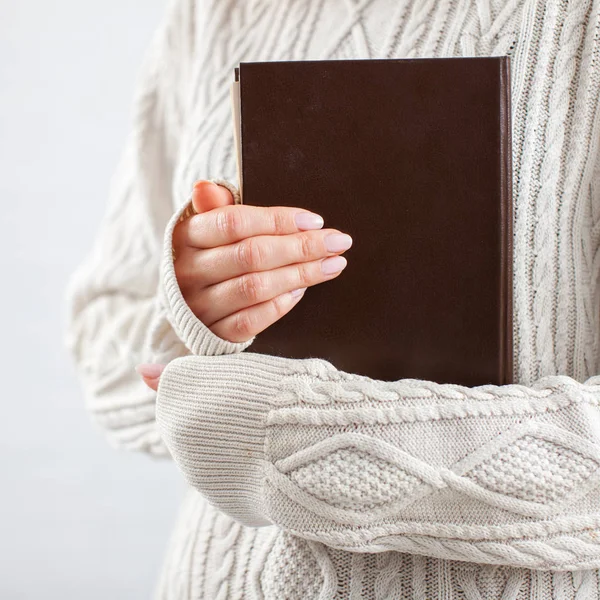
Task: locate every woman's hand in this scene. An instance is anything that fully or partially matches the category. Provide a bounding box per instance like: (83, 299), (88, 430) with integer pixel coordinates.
(171, 180), (352, 343)
(136, 180), (353, 391)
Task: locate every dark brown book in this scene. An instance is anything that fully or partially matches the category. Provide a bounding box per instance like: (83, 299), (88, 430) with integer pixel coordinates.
(230, 56), (513, 387)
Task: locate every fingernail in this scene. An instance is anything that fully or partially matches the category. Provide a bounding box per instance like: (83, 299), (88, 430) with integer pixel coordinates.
(135, 363), (165, 378)
(321, 255), (347, 275)
(290, 287), (307, 297)
(325, 233), (353, 252)
(295, 212), (324, 230)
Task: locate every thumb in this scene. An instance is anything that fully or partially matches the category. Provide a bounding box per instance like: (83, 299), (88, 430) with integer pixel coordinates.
(191, 180), (235, 213)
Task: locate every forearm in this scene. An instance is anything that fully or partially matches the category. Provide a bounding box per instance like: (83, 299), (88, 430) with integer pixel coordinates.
(63, 0), (195, 455)
(156, 352), (600, 570)
(63, 0), (254, 455)
(65, 285), (175, 455)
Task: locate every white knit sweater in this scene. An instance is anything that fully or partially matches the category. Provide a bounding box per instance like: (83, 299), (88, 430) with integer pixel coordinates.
(64, 0), (600, 597)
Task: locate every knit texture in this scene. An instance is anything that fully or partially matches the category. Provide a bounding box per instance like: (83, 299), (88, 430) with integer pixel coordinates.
(157, 352), (600, 572)
(63, 0), (600, 597)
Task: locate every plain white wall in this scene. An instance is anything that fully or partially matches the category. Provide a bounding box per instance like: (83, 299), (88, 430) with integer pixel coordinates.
(0, 1), (187, 598)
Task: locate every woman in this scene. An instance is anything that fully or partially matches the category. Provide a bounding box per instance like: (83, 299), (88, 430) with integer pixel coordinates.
(64, 0), (600, 597)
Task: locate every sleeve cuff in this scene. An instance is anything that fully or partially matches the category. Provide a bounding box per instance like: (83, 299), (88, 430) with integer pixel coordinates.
(159, 179), (254, 356)
(155, 353), (296, 526)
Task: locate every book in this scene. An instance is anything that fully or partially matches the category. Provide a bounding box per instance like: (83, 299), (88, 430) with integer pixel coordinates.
(230, 57), (513, 386)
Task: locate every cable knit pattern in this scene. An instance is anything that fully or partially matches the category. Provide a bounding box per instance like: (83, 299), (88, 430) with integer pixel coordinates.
(63, 0), (600, 597)
(156, 353), (600, 572)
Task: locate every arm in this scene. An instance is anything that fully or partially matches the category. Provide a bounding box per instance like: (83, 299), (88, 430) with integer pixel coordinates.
(155, 352), (600, 571)
(63, 0), (250, 456)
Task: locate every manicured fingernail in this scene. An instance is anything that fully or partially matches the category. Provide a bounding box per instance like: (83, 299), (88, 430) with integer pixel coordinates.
(321, 255), (347, 274)
(135, 363), (165, 378)
(295, 212), (324, 230)
(290, 287), (307, 297)
(325, 233), (353, 252)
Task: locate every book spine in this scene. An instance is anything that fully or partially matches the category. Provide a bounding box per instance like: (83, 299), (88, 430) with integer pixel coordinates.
(499, 55), (514, 385)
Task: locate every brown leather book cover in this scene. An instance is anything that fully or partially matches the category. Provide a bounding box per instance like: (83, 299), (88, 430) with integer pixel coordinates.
(232, 57), (513, 387)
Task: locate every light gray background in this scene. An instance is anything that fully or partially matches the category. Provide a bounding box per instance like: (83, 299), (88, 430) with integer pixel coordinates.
(0, 1), (186, 598)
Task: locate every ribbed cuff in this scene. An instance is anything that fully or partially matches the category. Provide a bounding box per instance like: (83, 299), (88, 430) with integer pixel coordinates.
(155, 353), (296, 526)
(212, 178), (241, 204)
(160, 179), (254, 356)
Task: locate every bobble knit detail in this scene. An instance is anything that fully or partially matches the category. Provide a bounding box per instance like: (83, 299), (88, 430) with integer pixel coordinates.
(63, 0), (600, 597)
(289, 448), (423, 512)
(467, 436), (600, 505)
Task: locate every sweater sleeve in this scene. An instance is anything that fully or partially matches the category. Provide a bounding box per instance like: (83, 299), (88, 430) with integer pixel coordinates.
(155, 352), (600, 571)
(63, 0), (251, 457)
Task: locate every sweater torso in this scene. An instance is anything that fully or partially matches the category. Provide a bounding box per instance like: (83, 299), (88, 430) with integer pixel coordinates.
(157, 0), (600, 597)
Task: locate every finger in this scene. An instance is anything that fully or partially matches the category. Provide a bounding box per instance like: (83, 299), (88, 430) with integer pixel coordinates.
(136, 363), (165, 392)
(141, 375), (160, 391)
(191, 255), (348, 325)
(210, 287), (308, 343)
(135, 363), (165, 378)
(180, 204), (325, 249)
(191, 180), (234, 213)
(172, 181), (236, 254)
(178, 229), (353, 287)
